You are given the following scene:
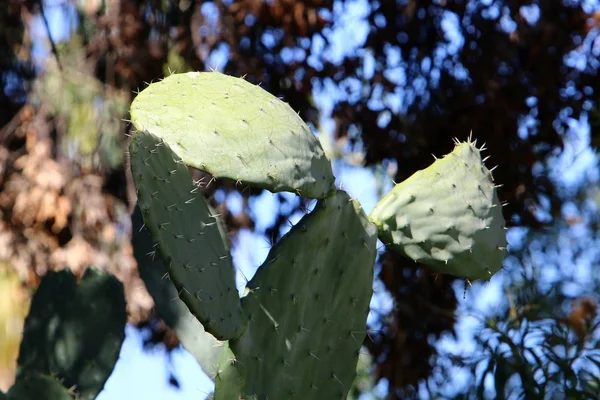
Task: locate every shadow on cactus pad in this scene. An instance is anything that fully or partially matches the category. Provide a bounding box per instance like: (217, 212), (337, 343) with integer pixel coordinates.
(15, 268), (126, 400)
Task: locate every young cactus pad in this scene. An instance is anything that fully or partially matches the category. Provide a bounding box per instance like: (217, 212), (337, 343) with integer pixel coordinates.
(369, 139), (507, 281)
(130, 131), (246, 340)
(130, 71), (335, 199)
(215, 191), (378, 400)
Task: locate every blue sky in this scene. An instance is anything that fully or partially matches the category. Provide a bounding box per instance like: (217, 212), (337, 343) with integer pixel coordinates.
(27, 0), (600, 398)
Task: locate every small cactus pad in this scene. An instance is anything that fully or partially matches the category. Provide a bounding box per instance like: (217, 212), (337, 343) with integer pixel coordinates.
(17, 268), (126, 400)
(129, 131), (246, 340)
(132, 206), (232, 378)
(7, 373), (73, 400)
(215, 190), (378, 400)
(130, 71), (335, 199)
(369, 139), (507, 280)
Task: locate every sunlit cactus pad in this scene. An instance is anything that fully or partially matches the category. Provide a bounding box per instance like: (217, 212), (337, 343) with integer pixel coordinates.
(215, 191), (378, 400)
(130, 71), (335, 199)
(369, 139), (507, 280)
(129, 131), (246, 340)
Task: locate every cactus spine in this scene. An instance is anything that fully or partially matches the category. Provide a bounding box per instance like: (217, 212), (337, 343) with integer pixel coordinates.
(130, 71), (507, 399)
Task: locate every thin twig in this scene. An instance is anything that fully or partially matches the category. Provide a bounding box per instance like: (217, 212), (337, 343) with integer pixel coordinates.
(38, 0), (62, 71)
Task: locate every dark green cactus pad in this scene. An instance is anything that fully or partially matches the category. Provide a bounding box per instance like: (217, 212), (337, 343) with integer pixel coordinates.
(370, 139), (507, 281)
(132, 205), (235, 378)
(129, 131), (246, 340)
(7, 373), (73, 400)
(16, 268), (126, 400)
(130, 71), (335, 199)
(215, 190), (378, 400)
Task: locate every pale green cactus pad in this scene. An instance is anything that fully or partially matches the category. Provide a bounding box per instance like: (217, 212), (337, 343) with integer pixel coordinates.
(129, 131), (246, 340)
(130, 71), (335, 199)
(215, 190), (378, 400)
(369, 139), (507, 281)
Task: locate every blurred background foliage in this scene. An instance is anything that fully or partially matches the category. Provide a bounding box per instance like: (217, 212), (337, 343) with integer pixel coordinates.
(1, 0), (600, 398)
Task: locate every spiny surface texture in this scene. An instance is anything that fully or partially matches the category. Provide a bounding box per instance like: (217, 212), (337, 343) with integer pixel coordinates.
(369, 140), (507, 281)
(17, 268), (126, 400)
(132, 206), (232, 378)
(129, 131), (246, 340)
(215, 190), (378, 400)
(130, 71), (335, 199)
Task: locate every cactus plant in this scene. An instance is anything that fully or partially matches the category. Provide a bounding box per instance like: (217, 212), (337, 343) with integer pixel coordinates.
(8, 267), (126, 400)
(130, 71), (507, 399)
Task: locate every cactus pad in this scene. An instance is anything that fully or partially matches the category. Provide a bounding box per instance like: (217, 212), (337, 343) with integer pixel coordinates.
(132, 205), (232, 378)
(369, 139), (507, 280)
(129, 131), (246, 340)
(17, 268), (126, 400)
(7, 373), (73, 400)
(215, 190), (378, 400)
(130, 71), (335, 199)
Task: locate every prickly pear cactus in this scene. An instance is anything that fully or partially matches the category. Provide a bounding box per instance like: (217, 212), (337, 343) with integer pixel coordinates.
(16, 268), (126, 400)
(132, 205), (233, 378)
(369, 139), (507, 280)
(129, 131), (246, 340)
(215, 191), (378, 400)
(6, 372), (73, 400)
(128, 69), (509, 400)
(130, 71), (335, 199)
